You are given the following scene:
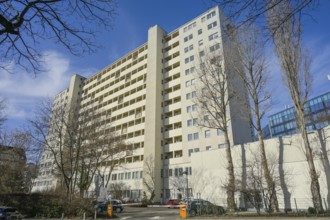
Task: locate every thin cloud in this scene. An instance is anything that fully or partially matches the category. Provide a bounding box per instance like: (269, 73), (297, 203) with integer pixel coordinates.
(0, 51), (72, 123)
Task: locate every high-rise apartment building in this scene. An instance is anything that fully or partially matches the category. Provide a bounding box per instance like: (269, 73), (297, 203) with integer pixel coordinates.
(32, 6), (252, 202)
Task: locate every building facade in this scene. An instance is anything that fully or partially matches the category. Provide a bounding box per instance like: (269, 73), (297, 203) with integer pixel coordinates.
(264, 91), (330, 138)
(32, 6), (253, 202)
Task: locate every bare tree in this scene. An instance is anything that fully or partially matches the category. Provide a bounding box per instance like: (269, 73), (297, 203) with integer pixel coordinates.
(29, 98), (125, 201)
(142, 155), (156, 204)
(237, 150), (292, 214)
(0, 130), (32, 193)
(267, 0), (323, 212)
(109, 182), (130, 200)
(0, 0), (117, 73)
(230, 24), (279, 212)
(194, 50), (236, 210)
(212, 0), (318, 36)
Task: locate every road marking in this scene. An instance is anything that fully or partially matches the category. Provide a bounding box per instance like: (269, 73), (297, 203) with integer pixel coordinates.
(149, 217), (161, 219)
(120, 217), (133, 219)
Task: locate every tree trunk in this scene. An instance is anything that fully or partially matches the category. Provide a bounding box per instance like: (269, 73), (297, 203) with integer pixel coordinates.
(298, 110), (323, 212)
(224, 131), (236, 211)
(255, 110), (279, 212)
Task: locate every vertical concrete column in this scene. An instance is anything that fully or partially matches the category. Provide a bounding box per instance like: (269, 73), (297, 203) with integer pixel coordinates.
(143, 25), (165, 202)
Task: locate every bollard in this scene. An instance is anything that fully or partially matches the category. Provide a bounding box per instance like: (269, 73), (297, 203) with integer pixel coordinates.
(107, 203), (113, 217)
(179, 202), (187, 219)
(61, 212), (64, 220)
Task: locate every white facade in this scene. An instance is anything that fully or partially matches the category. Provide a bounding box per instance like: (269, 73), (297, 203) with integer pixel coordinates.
(190, 125), (330, 210)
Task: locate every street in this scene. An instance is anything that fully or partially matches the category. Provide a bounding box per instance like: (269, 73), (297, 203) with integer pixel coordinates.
(112, 206), (180, 220)
(100, 206), (329, 220)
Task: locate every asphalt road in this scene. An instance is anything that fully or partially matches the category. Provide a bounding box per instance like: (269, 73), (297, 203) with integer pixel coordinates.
(102, 206), (329, 220)
(113, 206), (180, 220)
(24, 206), (329, 220)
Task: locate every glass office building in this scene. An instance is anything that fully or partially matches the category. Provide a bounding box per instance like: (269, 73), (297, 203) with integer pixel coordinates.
(265, 91), (330, 138)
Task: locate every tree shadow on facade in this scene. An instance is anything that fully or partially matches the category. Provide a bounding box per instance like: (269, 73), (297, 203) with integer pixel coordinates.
(278, 137), (292, 212)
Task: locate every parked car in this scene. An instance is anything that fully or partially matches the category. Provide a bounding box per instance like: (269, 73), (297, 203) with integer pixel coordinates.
(167, 199), (180, 208)
(188, 200), (225, 216)
(0, 207), (23, 220)
(95, 199), (124, 214)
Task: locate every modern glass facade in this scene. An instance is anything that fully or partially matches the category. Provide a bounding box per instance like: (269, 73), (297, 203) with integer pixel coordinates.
(265, 91), (330, 138)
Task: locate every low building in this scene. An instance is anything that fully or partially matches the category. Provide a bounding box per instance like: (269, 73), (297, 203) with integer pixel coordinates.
(263, 91), (330, 138)
(190, 125), (330, 210)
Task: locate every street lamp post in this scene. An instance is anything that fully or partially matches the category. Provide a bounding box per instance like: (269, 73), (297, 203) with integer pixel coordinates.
(181, 170), (189, 217)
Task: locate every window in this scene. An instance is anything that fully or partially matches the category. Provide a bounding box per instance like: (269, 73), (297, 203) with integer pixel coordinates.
(187, 118), (198, 127)
(198, 29), (202, 35)
(208, 32), (219, 41)
(218, 143), (225, 148)
(169, 169), (172, 177)
(190, 67), (195, 73)
(186, 79), (195, 87)
(187, 104), (197, 112)
(207, 21), (217, 30)
(175, 168), (178, 177)
(206, 146), (212, 151)
(188, 132), (199, 141)
(186, 91), (197, 100)
(199, 50), (205, 57)
(210, 43), (220, 52)
(198, 39), (203, 46)
(185, 55), (194, 64)
(194, 148), (200, 152)
(185, 67), (195, 75)
(205, 130), (211, 138)
(217, 128), (223, 136)
(184, 34), (193, 42)
(204, 115), (209, 121)
(201, 16), (206, 22)
(206, 11), (216, 19)
(193, 132), (199, 140)
(188, 149), (194, 156)
(192, 104), (198, 111)
(184, 44), (194, 53)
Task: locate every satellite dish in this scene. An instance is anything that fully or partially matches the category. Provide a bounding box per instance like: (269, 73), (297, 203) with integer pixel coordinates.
(328, 75), (330, 80)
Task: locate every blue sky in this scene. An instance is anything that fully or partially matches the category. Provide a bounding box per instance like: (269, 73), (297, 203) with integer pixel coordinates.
(0, 0), (330, 131)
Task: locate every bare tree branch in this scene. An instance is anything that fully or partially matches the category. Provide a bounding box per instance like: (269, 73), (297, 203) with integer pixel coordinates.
(0, 0), (117, 74)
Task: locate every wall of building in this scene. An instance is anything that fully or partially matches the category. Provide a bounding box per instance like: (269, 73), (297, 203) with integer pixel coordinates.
(189, 125), (330, 210)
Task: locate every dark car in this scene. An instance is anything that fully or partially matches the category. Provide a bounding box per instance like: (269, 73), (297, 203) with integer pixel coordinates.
(95, 199), (124, 214)
(0, 207), (23, 220)
(188, 200), (225, 216)
(167, 199), (180, 208)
